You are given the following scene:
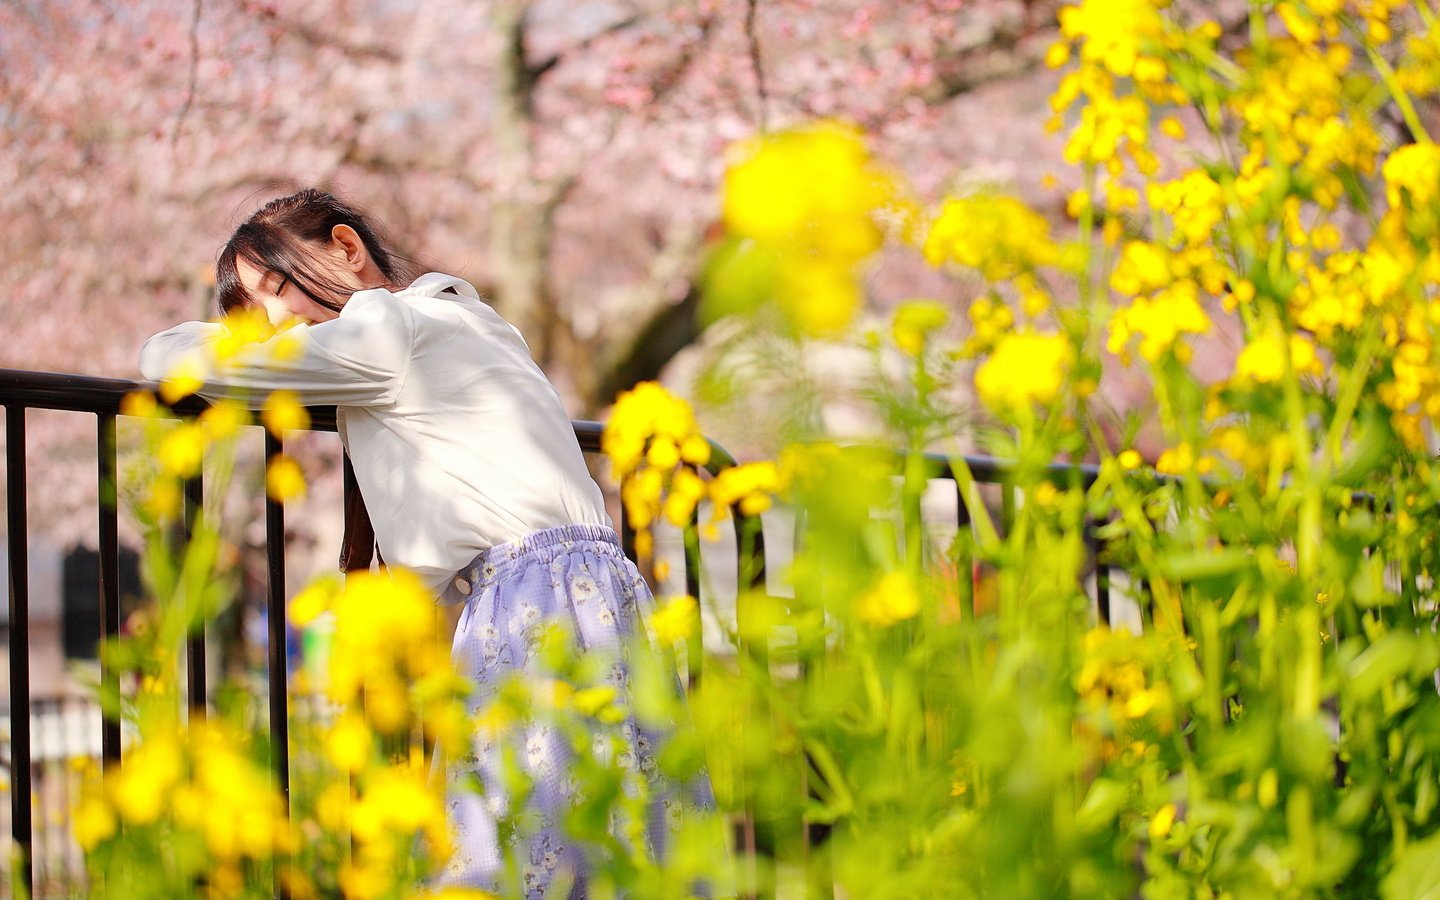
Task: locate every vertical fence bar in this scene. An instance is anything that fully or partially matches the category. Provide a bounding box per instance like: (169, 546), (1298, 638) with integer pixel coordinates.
(732, 509), (768, 900)
(183, 474), (207, 719)
(682, 512), (702, 690)
(264, 431), (290, 811)
(96, 413), (122, 765)
(955, 481), (975, 622)
(6, 405), (34, 895)
(1088, 524), (1112, 626)
(265, 432), (291, 900)
(1000, 481), (1016, 536)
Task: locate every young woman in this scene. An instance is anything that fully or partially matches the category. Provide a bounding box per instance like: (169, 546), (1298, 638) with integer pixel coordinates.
(140, 188), (715, 896)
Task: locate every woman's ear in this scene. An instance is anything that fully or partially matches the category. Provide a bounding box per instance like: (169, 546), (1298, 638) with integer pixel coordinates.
(331, 224), (368, 273)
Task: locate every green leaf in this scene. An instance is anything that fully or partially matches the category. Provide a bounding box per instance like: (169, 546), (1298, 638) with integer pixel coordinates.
(1347, 633), (1418, 701)
(1382, 828), (1440, 900)
(697, 237), (779, 325)
(1073, 778), (1129, 834)
(1155, 547), (1251, 582)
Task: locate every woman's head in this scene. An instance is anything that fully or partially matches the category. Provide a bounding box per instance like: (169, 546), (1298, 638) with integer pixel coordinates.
(216, 188), (411, 324)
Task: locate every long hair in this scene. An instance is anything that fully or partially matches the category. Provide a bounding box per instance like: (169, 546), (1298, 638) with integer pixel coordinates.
(215, 188), (414, 315)
(218, 188), (411, 572)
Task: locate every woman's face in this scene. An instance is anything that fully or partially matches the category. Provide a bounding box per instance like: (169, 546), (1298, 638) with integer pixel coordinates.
(236, 254), (347, 327)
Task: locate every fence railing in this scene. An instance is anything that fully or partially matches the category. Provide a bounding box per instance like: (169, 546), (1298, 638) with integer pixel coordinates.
(0, 366), (1122, 898)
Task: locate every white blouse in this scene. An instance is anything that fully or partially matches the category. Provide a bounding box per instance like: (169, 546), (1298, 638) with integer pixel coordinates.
(139, 272), (611, 597)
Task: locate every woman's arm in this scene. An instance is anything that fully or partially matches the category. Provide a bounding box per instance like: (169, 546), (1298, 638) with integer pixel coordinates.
(138, 288), (414, 408)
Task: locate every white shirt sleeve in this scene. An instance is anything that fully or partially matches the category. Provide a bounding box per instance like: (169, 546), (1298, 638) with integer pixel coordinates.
(138, 288), (414, 407)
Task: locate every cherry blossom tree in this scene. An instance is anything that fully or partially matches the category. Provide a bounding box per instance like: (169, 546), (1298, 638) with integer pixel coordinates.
(0, 0), (1069, 541)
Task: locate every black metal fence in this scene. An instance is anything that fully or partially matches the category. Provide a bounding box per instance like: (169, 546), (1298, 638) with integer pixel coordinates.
(1, 366), (1120, 898)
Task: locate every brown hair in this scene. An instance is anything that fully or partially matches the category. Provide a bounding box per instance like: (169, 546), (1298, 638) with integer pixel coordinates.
(216, 188), (413, 315)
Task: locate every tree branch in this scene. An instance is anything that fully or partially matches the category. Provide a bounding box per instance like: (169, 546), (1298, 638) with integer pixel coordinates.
(268, 12), (403, 63)
(744, 0), (769, 131)
(171, 0), (204, 148)
(528, 12), (641, 84)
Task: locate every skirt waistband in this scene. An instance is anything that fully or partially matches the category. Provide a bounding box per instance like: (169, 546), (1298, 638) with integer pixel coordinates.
(440, 523), (624, 606)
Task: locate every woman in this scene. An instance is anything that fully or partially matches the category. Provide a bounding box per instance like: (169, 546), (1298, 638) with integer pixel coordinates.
(140, 188), (715, 897)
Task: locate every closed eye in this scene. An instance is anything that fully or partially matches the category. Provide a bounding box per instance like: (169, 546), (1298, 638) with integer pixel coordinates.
(275, 276), (289, 296)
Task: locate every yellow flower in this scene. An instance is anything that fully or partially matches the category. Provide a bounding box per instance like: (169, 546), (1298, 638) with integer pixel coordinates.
(110, 735), (183, 824)
(1106, 282), (1211, 364)
(119, 390), (161, 418)
(1077, 626), (1171, 726)
(1149, 803), (1177, 839)
(710, 461), (782, 518)
(71, 795), (116, 851)
(213, 306), (277, 361)
(891, 300), (950, 357)
(974, 331), (1074, 414)
(262, 390), (311, 435)
(200, 399), (248, 441)
(289, 575), (340, 628)
(662, 467), (708, 527)
(777, 255), (863, 337)
(350, 762), (447, 849)
(723, 120), (892, 262)
(1234, 328), (1323, 385)
(266, 454), (307, 502)
(1148, 170), (1224, 247)
(1059, 0), (1166, 78)
(143, 477), (183, 522)
(326, 713), (374, 773)
(158, 355), (208, 404)
(621, 468), (664, 531)
(717, 121), (896, 338)
(856, 571), (922, 627)
(1109, 241), (1174, 296)
(649, 595), (699, 645)
(157, 422), (206, 478)
(924, 194), (1057, 281)
(603, 382), (703, 480)
(571, 685), (620, 718)
(1155, 442), (1214, 476)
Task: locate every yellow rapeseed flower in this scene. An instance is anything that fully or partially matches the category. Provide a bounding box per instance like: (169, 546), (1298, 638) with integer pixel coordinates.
(891, 300), (950, 357)
(662, 467), (708, 528)
(603, 382), (703, 480)
(924, 194), (1057, 281)
(1059, 0), (1166, 78)
(71, 795), (117, 851)
(326, 713), (374, 773)
(119, 390), (161, 419)
(1149, 803), (1177, 839)
(1234, 329), (1323, 384)
(1106, 283), (1211, 364)
(158, 355), (208, 404)
(649, 595), (699, 645)
(974, 331), (1074, 414)
(262, 390), (311, 435)
(157, 422), (206, 478)
(723, 120), (892, 262)
(777, 255), (863, 337)
(213, 306), (277, 362)
(109, 735), (183, 824)
(289, 575), (340, 628)
(266, 454), (307, 502)
(710, 461), (782, 518)
(200, 399), (248, 441)
(856, 571), (922, 627)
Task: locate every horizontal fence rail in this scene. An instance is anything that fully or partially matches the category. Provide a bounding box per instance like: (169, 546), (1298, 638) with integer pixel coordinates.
(0, 366), (1119, 898)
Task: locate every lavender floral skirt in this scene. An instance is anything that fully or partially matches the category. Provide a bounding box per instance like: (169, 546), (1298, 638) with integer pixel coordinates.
(435, 524), (716, 897)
